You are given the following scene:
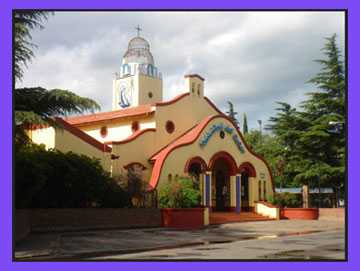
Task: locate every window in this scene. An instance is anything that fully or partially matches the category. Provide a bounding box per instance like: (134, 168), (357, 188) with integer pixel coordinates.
(100, 126), (108, 138)
(258, 180), (262, 201)
(131, 121), (139, 132)
(165, 120), (175, 134)
(148, 92), (153, 98)
(219, 130), (225, 139)
(168, 174), (172, 182)
(191, 82), (195, 93)
(197, 84), (201, 96)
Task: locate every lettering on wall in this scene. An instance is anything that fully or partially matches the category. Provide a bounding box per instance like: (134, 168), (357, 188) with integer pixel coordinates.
(199, 122), (245, 153)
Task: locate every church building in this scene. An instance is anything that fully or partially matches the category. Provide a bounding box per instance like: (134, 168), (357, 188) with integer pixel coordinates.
(28, 30), (274, 212)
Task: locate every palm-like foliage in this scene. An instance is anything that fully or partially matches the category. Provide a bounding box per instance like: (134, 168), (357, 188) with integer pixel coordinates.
(14, 11), (52, 82)
(13, 11), (101, 145)
(15, 87), (100, 125)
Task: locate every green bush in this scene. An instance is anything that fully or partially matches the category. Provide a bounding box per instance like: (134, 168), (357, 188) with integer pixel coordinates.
(267, 192), (301, 208)
(158, 177), (200, 208)
(15, 144), (131, 208)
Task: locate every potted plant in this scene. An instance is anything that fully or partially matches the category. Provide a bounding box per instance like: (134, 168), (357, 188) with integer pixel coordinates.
(159, 177), (205, 229)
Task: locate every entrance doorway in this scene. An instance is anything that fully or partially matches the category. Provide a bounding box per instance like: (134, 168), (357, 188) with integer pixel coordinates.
(209, 152), (238, 212)
(215, 169), (228, 211)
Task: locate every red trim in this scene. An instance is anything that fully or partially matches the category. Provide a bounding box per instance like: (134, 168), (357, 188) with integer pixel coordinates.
(238, 162), (257, 177)
(66, 105), (155, 127)
(54, 118), (112, 152)
(111, 128), (156, 145)
(26, 123), (50, 130)
(147, 114), (275, 192)
(123, 162), (147, 170)
(208, 151), (238, 176)
(155, 93), (189, 106)
(184, 74), (205, 81)
(184, 156), (208, 173)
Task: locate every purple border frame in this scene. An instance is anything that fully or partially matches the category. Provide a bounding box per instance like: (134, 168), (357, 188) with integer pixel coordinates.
(0, 0), (356, 270)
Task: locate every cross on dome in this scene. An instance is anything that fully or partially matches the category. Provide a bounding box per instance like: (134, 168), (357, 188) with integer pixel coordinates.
(135, 25), (142, 36)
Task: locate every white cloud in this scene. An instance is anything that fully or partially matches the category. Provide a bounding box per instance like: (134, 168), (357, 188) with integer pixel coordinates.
(20, 11), (345, 129)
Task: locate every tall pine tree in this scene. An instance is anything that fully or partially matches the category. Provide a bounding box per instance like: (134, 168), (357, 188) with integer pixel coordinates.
(296, 34), (345, 202)
(243, 113), (248, 134)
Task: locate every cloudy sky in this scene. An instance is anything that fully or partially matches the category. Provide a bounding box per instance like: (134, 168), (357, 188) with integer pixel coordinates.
(20, 11), (345, 130)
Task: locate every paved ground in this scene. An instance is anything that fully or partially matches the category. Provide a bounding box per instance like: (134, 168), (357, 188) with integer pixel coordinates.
(15, 219), (345, 261)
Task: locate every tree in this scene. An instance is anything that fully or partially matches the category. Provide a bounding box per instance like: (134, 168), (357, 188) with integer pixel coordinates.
(296, 34), (345, 203)
(226, 101), (239, 128)
(15, 144), (131, 208)
(242, 113), (248, 134)
(14, 11), (53, 83)
(266, 34), (345, 205)
(13, 11), (100, 144)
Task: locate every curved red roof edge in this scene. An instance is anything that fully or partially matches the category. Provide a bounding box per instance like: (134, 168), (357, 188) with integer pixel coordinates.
(55, 117), (112, 153)
(155, 93), (189, 106)
(111, 128), (156, 145)
(203, 96), (224, 115)
(147, 114), (275, 192)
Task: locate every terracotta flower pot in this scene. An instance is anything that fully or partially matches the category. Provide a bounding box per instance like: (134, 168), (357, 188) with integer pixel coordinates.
(161, 208), (205, 229)
(280, 208), (319, 220)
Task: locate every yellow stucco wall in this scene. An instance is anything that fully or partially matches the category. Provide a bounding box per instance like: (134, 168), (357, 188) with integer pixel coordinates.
(111, 129), (156, 182)
(54, 128), (111, 169)
(79, 116), (155, 143)
(29, 126), (111, 170)
(112, 74), (162, 110)
(154, 94), (220, 150)
(155, 116), (273, 207)
(28, 127), (56, 150)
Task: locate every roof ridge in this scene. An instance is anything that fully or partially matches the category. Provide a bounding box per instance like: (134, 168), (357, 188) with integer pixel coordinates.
(55, 118), (112, 152)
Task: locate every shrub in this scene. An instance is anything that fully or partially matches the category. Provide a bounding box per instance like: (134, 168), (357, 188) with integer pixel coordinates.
(159, 177), (200, 208)
(267, 192), (301, 208)
(15, 144), (131, 208)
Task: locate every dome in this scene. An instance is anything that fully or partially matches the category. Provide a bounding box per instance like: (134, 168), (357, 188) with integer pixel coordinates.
(122, 36), (154, 65)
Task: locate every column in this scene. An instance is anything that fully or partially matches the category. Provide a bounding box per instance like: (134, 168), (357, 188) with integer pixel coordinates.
(235, 174), (241, 213)
(204, 171), (212, 208)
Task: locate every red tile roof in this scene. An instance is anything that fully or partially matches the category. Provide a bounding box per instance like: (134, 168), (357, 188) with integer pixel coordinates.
(66, 104), (155, 126)
(109, 128), (156, 145)
(64, 92), (224, 127)
(148, 115), (216, 190)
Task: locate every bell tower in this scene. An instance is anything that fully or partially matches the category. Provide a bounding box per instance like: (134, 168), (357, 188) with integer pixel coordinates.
(112, 27), (163, 110)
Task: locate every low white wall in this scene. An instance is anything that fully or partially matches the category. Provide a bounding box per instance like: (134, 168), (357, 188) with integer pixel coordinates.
(255, 202), (280, 220)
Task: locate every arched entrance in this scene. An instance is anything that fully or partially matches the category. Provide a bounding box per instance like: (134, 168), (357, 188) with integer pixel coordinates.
(209, 152), (238, 212)
(239, 162), (256, 211)
(184, 156), (207, 184)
